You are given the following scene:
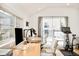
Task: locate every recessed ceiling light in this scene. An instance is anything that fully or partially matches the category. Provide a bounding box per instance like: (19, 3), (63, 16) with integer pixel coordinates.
(66, 3), (70, 6)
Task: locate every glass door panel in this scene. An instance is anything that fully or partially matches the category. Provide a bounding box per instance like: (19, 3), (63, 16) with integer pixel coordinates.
(39, 16), (68, 49)
(42, 17), (53, 44)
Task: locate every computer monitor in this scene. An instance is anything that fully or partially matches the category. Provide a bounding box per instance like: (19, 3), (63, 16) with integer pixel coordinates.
(61, 27), (71, 34)
(15, 28), (23, 45)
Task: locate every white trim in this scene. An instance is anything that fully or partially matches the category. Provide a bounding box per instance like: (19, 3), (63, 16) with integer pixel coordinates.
(0, 38), (15, 48)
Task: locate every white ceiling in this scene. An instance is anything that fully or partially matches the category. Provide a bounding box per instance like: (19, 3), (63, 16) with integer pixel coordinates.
(0, 3), (79, 19)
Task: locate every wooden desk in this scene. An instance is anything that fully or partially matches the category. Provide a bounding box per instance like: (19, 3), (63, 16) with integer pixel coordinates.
(13, 37), (41, 56)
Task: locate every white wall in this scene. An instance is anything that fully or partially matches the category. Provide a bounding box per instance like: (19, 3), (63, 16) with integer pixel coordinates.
(23, 16), (31, 29)
(28, 7), (79, 37)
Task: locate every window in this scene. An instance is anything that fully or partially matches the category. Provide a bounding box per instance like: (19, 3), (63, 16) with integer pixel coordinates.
(52, 17), (67, 40)
(38, 16), (68, 48)
(0, 10), (23, 44)
(0, 10), (15, 42)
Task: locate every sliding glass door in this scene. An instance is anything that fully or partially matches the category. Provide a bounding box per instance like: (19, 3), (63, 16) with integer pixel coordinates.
(38, 16), (68, 48)
(42, 17), (53, 44)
